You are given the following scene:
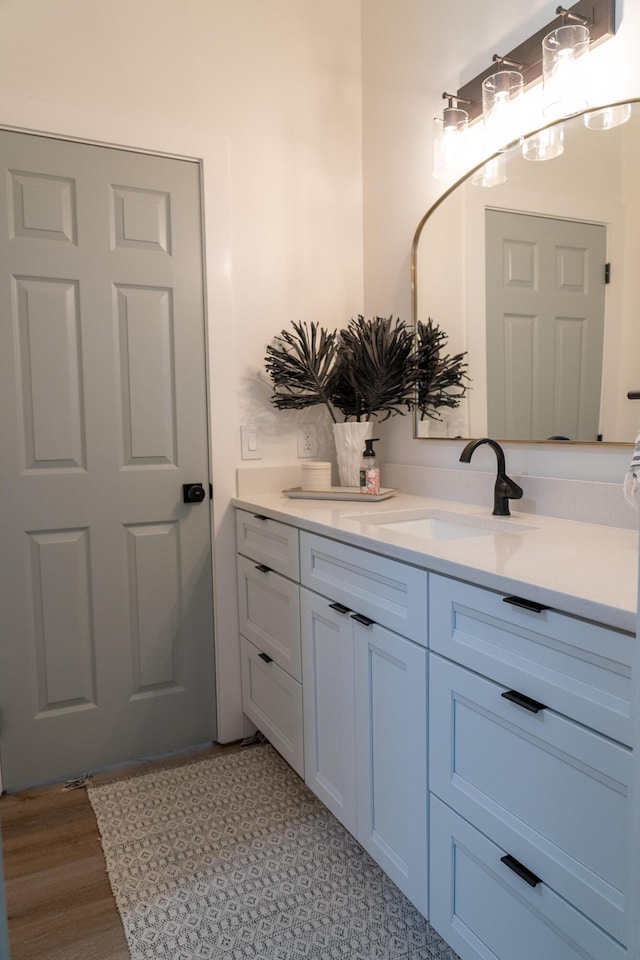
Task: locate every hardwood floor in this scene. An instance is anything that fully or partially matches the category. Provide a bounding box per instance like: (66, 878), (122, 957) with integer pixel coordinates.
(0, 743), (239, 960)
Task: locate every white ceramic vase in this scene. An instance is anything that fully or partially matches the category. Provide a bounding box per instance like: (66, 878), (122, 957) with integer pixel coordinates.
(333, 421), (373, 487)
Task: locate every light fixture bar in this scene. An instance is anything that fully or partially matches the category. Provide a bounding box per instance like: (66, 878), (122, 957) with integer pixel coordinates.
(442, 92), (472, 106)
(556, 5), (590, 24)
(455, 0), (615, 122)
(492, 54), (524, 69)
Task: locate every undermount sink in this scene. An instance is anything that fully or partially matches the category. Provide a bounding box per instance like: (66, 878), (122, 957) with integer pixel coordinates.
(348, 508), (536, 542)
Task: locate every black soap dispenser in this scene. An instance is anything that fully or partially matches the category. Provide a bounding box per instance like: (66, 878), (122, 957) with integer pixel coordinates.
(359, 438), (380, 495)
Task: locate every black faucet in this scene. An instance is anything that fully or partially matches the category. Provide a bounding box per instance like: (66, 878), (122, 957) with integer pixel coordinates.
(459, 438), (523, 516)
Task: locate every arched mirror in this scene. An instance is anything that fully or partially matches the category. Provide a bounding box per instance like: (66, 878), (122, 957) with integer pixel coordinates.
(412, 99), (640, 445)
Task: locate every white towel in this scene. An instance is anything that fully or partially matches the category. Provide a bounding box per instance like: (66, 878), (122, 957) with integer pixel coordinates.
(623, 430), (640, 509)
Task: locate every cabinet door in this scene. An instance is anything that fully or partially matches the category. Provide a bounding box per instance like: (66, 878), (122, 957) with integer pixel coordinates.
(236, 510), (300, 580)
(237, 554), (301, 680)
(430, 795), (626, 960)
(429, 573), (633, 745)
(429, 653), (630, 943)
(240, 636), (303, 777)
(301, 588), (357, 834)
(354, 621), (428, 916)
(300, 532), (428, 644)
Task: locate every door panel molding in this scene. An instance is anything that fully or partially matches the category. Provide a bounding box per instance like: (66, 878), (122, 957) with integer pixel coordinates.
(28, 526), (97, 714)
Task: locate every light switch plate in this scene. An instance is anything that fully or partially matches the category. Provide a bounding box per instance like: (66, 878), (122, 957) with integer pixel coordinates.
(241, 424), (262, 460)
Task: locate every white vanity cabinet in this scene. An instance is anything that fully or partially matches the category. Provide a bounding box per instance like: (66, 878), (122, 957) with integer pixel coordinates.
(300, 531), (429, 915)
(233, 498), (637, 960)
(235, 510), (303, 776)
(428, 573), (634, 960)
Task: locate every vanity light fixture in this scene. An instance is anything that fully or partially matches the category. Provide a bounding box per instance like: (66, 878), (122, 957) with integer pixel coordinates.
(542, 16), (591, 119)
(432, 0), (615, 182)
(482, 62), (525, 153)
(522, 124), (565, 161)
(448, 0), (615, 125)
(471, 154), (507, 187)
(432, 93), (470, 181)
(584, 101), (632, 129)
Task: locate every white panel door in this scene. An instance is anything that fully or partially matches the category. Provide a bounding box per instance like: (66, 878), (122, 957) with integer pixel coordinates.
(486, 210), (606, 441)
(0, 131), (215, 790)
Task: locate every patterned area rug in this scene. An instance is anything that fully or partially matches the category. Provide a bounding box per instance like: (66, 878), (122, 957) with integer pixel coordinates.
(88, 744), (459, 960)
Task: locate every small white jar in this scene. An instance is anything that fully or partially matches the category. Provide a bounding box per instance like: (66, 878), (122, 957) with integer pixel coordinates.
(301, 461), (332, 491)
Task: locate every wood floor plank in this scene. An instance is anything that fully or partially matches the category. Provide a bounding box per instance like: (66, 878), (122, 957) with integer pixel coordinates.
(0, 741), (241, 959)
(1, 787), (128, 960)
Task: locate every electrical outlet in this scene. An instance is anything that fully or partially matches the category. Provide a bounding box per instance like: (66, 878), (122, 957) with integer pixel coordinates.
(297, 426), (318, 458)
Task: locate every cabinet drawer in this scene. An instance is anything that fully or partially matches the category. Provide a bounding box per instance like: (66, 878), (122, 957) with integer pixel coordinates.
(237, 554), (301, 681)
(240, 635), (303, 777)
(300, 531), (428, 644)
(430, 796), (626, 960)
(429, 573), (633, 745)
(430, 654), (630, 944)
(236, 509), (299, 580)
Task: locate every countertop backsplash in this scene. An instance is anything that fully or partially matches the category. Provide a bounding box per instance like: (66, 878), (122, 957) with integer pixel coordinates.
(236, 463), (639, 530)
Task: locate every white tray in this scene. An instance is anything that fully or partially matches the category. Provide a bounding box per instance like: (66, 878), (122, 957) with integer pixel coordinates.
(283, 486), (397, 502)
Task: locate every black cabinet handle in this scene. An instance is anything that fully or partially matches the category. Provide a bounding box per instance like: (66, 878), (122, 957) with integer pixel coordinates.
(255, 564), (271, 573)
(329, 601), (351, 615)
(501, 689), (547, 714)
(258, 652), (273, 664)
(627, 391), (640, 400)
(501, 854), (542, 888)
(503, 595), (549, 614)
(253, 514), (268, 521)
(351, 612), (375, 627)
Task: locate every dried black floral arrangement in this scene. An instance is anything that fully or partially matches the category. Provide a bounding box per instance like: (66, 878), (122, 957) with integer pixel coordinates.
(265, 315), (469, 423)
(415, 317), (469, 421)
(264, 320), (341, 418)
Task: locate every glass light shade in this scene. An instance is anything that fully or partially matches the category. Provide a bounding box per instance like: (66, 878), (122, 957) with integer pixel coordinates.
(482, 70), (524, 152)
(432, 106), (469, 181)
(522, 125), (565, 161)
(471, 154), (507, 187)
(584, 103), (632, 130)
(543, 24), (590, 120)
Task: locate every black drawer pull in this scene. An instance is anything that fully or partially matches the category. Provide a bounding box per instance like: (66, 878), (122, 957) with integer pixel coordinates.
(258, 652), (273, 664)
(501, 689), (547, 714)
(253, 514), (268, 521)
(503, 595), (549, 614)
(501, 854), (542, 888)
(255, 563), (271, 573)
(351, 612), (375, 627)
(329, 601), (351, 615)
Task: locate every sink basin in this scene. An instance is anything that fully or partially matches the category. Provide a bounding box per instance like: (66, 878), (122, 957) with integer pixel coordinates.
(348, 508), (536, 542)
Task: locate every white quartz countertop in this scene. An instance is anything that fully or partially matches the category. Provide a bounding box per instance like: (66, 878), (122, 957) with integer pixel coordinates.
(232, 490), (639, 634)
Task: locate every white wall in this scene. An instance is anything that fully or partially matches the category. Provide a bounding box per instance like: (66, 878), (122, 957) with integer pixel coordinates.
(361, 0), (640, 484)
(0, 0), (364, 453)
(0, 0), (364, 741)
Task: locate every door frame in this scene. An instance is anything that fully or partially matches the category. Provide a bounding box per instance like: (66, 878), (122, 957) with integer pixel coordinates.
(0, 97), (243, 792)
